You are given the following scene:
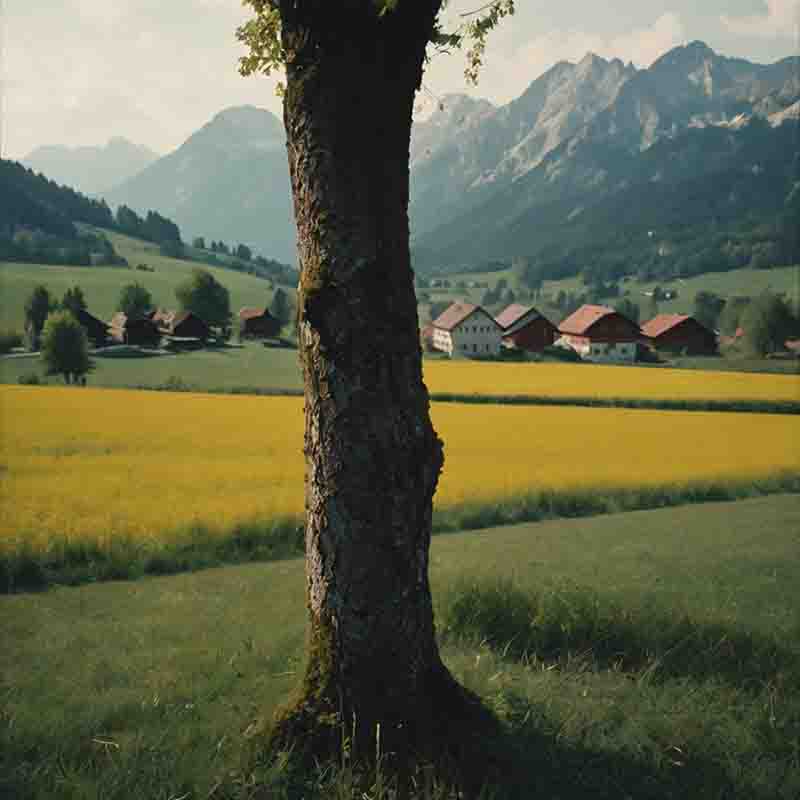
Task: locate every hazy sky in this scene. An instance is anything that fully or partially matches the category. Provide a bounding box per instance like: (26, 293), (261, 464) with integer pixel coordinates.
(2, 1), (798, 159)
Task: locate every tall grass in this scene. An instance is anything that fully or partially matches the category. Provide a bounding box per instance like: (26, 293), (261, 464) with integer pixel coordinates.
(3, 473), (799, 592)
(439, 577), (800, 687)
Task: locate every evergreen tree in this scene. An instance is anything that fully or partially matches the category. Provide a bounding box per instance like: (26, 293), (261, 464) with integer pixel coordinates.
(61, 286), (87, 318)
(24, 285), (55, 350)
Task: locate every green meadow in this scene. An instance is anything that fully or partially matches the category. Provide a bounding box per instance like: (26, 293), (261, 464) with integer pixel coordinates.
(434, 264), (800, 316)
(0, 341), (304, 391)
(2, 495), (799, 798)
(0, 229), (294, 333)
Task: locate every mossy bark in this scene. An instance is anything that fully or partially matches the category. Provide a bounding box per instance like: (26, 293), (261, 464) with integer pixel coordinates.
(269, 2), (496, 776)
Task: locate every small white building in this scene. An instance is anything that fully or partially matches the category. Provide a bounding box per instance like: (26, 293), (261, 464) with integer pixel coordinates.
(431, 302), (502, 358)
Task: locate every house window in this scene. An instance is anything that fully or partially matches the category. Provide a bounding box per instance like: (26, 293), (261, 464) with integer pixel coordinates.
(473, 343), (477, 352)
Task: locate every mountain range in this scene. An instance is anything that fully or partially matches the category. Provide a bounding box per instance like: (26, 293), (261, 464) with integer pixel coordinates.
(23, 137), (158, 196)
(409, 41), (799, 272)
(22, 41), (799, 273)
(102, 106), (296, 265)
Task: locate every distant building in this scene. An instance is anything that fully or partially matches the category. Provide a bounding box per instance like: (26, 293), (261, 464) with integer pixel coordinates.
(74, 309), (110, 348)
(641, 314), (717, 355)
(495, 304), (559, 353)
(152, 309), (211, 340)
(239, 307), (282, 339)
(557, 304), (641, 362)
(431, 302), (502, 358)
(109, 313), (160, 346)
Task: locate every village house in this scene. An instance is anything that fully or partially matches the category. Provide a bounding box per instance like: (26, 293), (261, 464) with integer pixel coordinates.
(74, 308), (110, 348)
(431, 301), (502, 357)
(557, 304), (641, 362)
(239, 307), (282, 339)
(641, 313), (717, 355)
(151, 309), (211, 340)
(109, 312), (160, 347)
(495, 303), (559, 353)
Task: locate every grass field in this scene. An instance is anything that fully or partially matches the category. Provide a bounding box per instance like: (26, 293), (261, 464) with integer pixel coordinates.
(438, 264), (800, 318)
(0, 341), (303, 391)
(2, 385), (798, 586)
(3, 345), (798, 401)
(0, 229), (294, 333)
(2, 495), (799, 798)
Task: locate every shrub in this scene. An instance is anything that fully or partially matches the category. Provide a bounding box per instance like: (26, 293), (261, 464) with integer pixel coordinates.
(0, 329), (23, 354)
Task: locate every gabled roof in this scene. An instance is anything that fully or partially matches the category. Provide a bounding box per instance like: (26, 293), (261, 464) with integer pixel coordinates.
(559, 304), (638, 336)
(75, 308), (108, 328)
(495, 304), (536, 330)
(432, 302), (477, 331)
(110, 312), (157, 328)
(495, 303), (556, 334)
(239, 307), (271, 321)
(172, 310), (201, 327)
(641, 313), (692, 338)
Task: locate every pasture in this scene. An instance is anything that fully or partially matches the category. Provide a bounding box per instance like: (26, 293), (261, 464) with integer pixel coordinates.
(1, 385), (799, 588)
(0, 229), (293, 332)
(3, 345), (799, 402)
(2, 496), (799, 798)
(0, 341), (302, 392)
(438, 264), (800, 310)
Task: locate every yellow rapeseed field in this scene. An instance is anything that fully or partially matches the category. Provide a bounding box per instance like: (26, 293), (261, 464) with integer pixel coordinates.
(422, 361), (800, 403)
(2, 385), (799, 557)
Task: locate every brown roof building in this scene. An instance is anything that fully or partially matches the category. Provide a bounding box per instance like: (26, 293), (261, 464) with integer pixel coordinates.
(109, 313), (160, 346)
(151, 309), (211, 340)
(558, 304), (641, 362)
(239, 307), (282, 339)
(495, 304), (559, 353)
(641, 314), (717, 355)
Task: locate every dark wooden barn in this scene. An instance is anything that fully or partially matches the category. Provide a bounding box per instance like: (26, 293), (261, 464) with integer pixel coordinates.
(239, 307), (282, 339)
(641, 314), (718, 356)
(74, 309), (110, 348)
(495, 304), (559, 352)
(152, 309), (211, 341)
(109, 313), (161, 346)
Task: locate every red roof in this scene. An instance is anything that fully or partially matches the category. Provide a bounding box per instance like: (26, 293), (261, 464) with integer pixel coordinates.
(641, 313), (691, 339)
(239, 307), (270, 321)
(432, 302), (481, 331)
(559, 304), (620, 335)
(495, 304), (537, 330)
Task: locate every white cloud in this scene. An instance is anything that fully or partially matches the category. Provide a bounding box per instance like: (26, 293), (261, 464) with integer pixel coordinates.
(420, 12), (686, 111)
(721, 0), (800, 39)
(515, 13), (686, 80)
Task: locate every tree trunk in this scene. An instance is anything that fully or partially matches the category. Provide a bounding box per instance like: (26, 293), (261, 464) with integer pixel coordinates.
(271, 2), (490, 769)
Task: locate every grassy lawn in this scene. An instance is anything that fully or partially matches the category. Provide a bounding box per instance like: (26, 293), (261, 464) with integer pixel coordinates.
(536, 264), (800, 317)
(0, 341), (303, 391)
(2, 495), (799, 798)
(0, 229), (295, 333)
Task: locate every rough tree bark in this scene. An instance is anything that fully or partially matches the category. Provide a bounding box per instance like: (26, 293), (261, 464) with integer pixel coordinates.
(270, 0), (491, 769)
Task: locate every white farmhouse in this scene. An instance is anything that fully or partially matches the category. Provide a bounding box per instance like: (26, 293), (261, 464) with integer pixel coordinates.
(431, 302), (502, 358)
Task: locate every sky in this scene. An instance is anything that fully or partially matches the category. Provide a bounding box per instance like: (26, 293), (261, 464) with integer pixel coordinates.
(2, 0), (798, 160)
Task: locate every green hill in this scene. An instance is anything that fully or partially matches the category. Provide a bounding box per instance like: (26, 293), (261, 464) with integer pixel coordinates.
(0, 228), (295, 333)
